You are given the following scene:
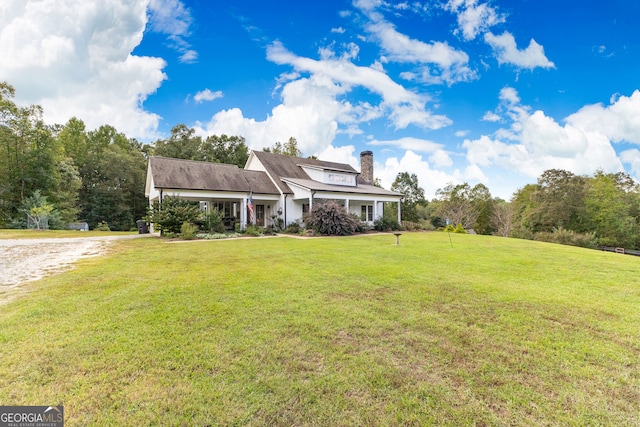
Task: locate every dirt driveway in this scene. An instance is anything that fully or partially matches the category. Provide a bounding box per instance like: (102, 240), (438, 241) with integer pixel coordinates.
(0, 234), (154, 304)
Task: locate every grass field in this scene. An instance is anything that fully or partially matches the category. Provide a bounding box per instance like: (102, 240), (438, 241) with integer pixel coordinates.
(0, 232), (638, 425)
(0, 229), (138, 239)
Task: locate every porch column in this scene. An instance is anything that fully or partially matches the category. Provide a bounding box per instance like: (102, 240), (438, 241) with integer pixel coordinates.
(309, 195), (313, 210)
(241, 197), (247, 230)
(397, 201), (402, 224)
(345, 198), (350, 213)
(373, 199), (378, 220)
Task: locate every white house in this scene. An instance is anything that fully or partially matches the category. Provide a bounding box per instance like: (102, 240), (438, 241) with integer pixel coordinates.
(145, 150), (403, 230)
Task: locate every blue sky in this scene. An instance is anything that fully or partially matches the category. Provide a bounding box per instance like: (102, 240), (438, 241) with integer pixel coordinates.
(1, 0), (639, 199)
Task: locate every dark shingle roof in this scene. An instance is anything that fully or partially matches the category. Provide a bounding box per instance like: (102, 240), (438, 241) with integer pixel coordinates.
(252, 151), (361, 194)
(149, 157), (279, 194)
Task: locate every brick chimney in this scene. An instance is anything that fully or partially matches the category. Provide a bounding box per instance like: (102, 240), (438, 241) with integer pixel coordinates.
(360, 150), (373, 185)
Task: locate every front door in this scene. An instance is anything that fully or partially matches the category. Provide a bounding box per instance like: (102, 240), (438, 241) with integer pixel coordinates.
(256, 204), (265, 226)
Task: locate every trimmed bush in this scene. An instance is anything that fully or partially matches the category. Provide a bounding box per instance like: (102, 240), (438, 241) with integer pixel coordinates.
(306, 200), (360, 236)
(180, 222), (198, 240)
(95, 221), (111, 231)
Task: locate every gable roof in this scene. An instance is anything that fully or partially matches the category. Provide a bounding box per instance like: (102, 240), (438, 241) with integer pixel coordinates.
(148, 156), (279, 194)
(251, 150), (403, 197)
(251, 151), (366, 194)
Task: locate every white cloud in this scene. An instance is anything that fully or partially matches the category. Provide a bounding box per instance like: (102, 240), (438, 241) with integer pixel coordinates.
(148, 0), (191, 35)
(445, 0), (506, 41)
(318, 144), (359, 168)
(375, 150), (465, 198)
(482, 111), (501, 122)
(354, 0), (476, 85)
(0, 0), (168, 139)
(193, 74), (345, 156)
(149, 0), (197, 63)
(620, 149), (640, 176)
(499, 86), (520, 104)
(463, 88), (628, 180)
(565, 90), (640, 144)
(265, 41), (451, 131)
(368, 136), (447, 154)
(193, 89), (223, 103)
(484, 31), (555, 69)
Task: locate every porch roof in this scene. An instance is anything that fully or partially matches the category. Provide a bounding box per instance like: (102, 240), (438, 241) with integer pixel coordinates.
(149, 157), (279, 194)
(281, 177), (403, 197)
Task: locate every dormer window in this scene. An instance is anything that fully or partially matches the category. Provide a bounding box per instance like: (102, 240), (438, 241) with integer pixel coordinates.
(298, 164), (358, 187)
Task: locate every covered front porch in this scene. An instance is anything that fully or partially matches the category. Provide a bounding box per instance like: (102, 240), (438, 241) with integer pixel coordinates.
(289, 192), (402, 226)
(149, 189), (281, 230)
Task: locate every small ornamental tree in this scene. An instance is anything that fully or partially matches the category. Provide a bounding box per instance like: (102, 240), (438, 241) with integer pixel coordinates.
(146, 196), (201, 235)
(21, 190), (55, 230)
(306, 200), (360, 236)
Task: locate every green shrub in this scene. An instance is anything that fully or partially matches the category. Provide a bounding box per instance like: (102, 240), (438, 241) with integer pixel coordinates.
(180, 222), (198, 240)
(374, 217), (401, 232)
(533, 227), (598, 249)
(443, 223), (466, 234)
(196, 232), (242, 240)
(352, 214), (368, 233)
(270, 215), (285, 232)
(401, 220), (434, 231)
(284, 221), (302, 234)
(306, 200), (360, 236)
(597, 236), (619, 248)
(95, 221), (111, 231)
(202, 208), (226, 234)
(244, 225), (262, 237)
(146, 197), (201, 235)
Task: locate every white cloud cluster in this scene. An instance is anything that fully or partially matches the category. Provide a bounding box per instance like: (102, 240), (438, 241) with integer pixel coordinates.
(374, 150), (485, 198)
(195, 41), (452, 155)
(368, 137), (452, 167)
(0, 0), (200, 139)
(444, 0), (554, 70)
(463, 88), (640, 181)
(484, 32), (555, 69)
(355, 0), (476, 85)
(194, 74), (344, 155)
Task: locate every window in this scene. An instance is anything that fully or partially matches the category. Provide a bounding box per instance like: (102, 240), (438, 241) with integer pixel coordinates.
(213, 201), (235, 218)
(361, 205), (373, 221)
(302, 203), (309, 216)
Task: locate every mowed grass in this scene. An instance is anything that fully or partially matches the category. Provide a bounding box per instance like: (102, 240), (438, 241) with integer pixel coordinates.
(0, 233), (639, 426)
(0, 229), (137, 239)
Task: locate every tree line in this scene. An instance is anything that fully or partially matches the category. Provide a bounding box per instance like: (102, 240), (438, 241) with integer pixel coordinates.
(0, 82), (249, 230)
(3, 80), (640, 249)
(391, 169), (640, 249)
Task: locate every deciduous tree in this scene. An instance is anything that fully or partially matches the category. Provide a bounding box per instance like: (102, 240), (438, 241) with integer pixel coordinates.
(264, 137), (302, 157)
(391, 172), (425, 222)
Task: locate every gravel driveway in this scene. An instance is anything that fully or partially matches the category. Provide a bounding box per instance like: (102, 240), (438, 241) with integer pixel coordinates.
(0, 234), (154, 304)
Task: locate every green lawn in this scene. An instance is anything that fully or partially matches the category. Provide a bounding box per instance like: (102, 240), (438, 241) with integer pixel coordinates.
(0, 233), (638, 426)
(0, 229), (138, 239)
